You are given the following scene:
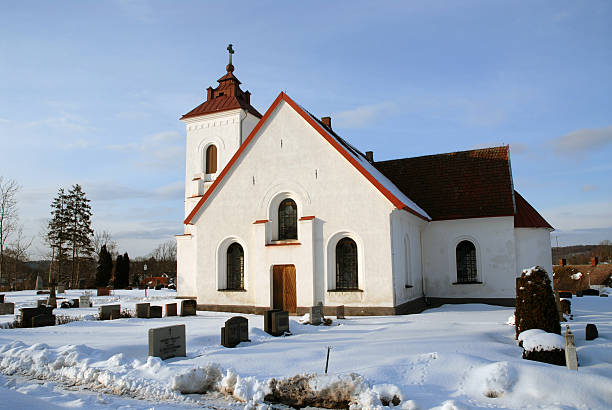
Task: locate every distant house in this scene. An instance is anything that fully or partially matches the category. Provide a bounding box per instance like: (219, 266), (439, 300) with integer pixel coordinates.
(176, 56), (554, 315)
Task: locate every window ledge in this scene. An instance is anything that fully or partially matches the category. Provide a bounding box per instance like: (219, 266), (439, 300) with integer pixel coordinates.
(405, 285), (414, 289)
(218, 289), (247, 292)
(328, 289), (363, 293)
(266, 240), (301, 247)
(452, 281), (483, 285)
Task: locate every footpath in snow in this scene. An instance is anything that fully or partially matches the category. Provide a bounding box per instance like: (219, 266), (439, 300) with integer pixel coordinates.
(0, 288), (611, 409)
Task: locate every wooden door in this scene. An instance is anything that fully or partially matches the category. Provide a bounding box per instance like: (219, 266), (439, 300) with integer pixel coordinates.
(272, 265), (297, 313)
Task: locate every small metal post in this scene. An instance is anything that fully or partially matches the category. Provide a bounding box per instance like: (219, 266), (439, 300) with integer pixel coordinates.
(325, 346), (331, 374)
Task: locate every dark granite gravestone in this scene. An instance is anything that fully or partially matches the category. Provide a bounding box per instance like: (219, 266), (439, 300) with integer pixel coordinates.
(165, 303), (177, 317)
(586, 324), (598, 340)
(97, 287), (111, 296)
(60, 301), (72, 309)
(149, 306), (162, 318)
(310, 305), (323, 325)
(600, 293), (609, 297)
(582, 289), (599, 296)
(136, 303), (150, 318)
(0, 302), (14, 315)
(148, 324), (186, 360)
(37, 299), (47, 308)
(336, 305), (345, 319)
(181, 299), (197, 316)
(19, 306), (54, 328)
(264, 309), (290, 336)
(576, 291), (583, 297)
(221, 316), (249, 348)
(72, 298), (80, 308)
(99, 304), (121, 320)
(32, 314), (56, 328)
(0, 295), (4, 303)
(558, 292), (573, 299)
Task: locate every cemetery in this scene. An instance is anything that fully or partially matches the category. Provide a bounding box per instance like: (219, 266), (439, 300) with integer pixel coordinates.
(0, 286), (610, 408)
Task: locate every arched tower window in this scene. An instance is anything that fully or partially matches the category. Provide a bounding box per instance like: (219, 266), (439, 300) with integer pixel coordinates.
(278, 199), (297, 240)
(226, 242), (244, 290)
(456, 240), (477, 283)
(205, 145), (217, 174)
(336, 238), (358, 290)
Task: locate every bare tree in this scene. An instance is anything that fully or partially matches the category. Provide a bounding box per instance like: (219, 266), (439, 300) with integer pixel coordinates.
(93, 230), (118, 257)
(6, 227), (33, 289)
(0, 176), (20, 287)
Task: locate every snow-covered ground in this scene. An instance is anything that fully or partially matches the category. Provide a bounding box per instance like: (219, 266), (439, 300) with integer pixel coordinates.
(0, 289), (611, 409)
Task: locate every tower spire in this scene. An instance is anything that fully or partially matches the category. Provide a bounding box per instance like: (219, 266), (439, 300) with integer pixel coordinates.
(226, 44), (235, 72)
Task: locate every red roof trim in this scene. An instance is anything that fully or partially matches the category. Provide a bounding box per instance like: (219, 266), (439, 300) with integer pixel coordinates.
(184, 92), (428, 225)
(253, 219), (270, 224)
(265, 242), (302, 247)
(299, 215), (316, 221)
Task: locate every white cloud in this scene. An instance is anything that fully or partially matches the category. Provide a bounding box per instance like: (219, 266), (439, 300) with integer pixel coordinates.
(332, 102), (398, 129)
(551, 125), (612, 156)
(106, 130), (184, 170)
(542, 201), (612, 232)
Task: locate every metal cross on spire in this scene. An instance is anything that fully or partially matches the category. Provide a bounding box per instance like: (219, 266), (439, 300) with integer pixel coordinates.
(227, 44), (235, 65)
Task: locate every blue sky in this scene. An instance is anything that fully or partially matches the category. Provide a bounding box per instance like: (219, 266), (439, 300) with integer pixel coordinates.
(1, 1), (611, 257)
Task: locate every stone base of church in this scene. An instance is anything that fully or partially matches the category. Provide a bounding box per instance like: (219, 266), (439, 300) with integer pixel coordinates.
(425, 297), (515, 308)
(195, 297), (514, 316)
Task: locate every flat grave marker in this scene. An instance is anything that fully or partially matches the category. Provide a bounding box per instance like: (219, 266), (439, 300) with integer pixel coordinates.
(0, 302), (14, 315)
(149, 324), (186, 360)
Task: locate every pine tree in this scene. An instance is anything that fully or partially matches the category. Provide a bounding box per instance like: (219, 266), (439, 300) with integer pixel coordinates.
(113, 252), (131, 289)
(66, 184), (94, 287)
(114, 254), (123, 288)
(121, 252), (130, 288)
(47, 188), (69, 285)
(96, 244), (113, 287)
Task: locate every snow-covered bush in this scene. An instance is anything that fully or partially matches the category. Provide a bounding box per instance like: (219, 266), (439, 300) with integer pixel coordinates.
(518, 329), (565, 366)
(515, 266), (561, 339)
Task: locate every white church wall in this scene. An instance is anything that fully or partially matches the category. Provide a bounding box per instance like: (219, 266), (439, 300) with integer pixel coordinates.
(189, 100), (398, 310)
(422, 216), (517, 299)
(390, 209), (427, 306)
(514, 227), (553, 278)
(176, 233), (197, 297)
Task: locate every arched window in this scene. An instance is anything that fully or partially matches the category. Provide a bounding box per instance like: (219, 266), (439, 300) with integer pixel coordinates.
(278, 199), (297, 240)
(226, 243), (244, 290)
(456, 240), (477, 283)
(336, 238), (358, 289)
(205, 145), (217, 174)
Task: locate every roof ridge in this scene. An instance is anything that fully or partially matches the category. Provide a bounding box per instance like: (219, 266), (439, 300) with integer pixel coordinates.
(374, 145), (509, 164)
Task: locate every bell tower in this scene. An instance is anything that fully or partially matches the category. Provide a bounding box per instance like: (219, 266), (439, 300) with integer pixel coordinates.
(180, 45), (262, 219)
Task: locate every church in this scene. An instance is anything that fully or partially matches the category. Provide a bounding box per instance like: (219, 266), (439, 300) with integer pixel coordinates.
(176, 50), (554, 315)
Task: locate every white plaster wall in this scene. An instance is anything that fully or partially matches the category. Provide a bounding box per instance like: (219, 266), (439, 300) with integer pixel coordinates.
(176, 234), (197, 297)
(514, 228), (553, 278)
(422, 216), (517, 299)
(189, 100), (398, 309)
(390, 209), (427, 306)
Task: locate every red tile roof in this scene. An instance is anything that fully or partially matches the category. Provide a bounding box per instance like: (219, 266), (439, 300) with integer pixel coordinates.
(374, 147), (516, 220)
(181, 66), (262, 120)
(514, 191), (553, 229)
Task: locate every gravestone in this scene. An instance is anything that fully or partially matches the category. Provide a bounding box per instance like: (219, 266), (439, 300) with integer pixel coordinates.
(71, 298), (80, 308)
(60, 300), (72, 309)
(310, 305), (323, 325)
(136, 303), (150, 318)
(564, 326), (578, 370)
(582, 289), (599, 296)
(264, 309), (289, 336)
(99, 304), (121, 320)
(47, 285), (57, 307)
(600, 293), (609, 297)
(221, 316), (249, 348)
(0, 295), (4, 303)
(148, 324), (186, 360)
(576, 291), (583, 297)
(37, 299), (47, 308)
(554, 291), (563, 322)
(181, 299), (197, 316)
(149, 306), (162, 318)
(79, 295), (91, 308)
(35, 275), (43, 290)
(57, 285), (65, 294)
(585, 324), (598, 340)
(19, 306), (53, 328)
(336, 305), (345, 319)
(0, 303), (15, 315)
(32, 314), (56, 328)
(166, 303), (177, 317)
(558, 292), (572, 299)
(110, 309), (122, 320)
(97, 287), (111, 296)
